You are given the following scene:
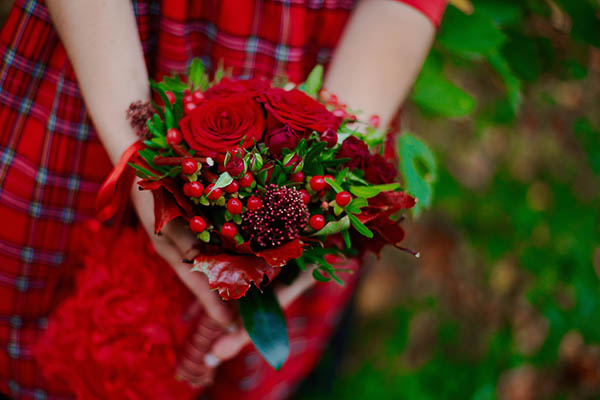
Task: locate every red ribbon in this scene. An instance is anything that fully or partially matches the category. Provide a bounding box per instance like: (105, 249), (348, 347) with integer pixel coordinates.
(96, 141), (145, 222)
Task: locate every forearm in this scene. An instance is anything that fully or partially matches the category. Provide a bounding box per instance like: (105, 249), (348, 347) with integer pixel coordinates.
(324, 0), (436, 128)
(46, 0), (149, 164)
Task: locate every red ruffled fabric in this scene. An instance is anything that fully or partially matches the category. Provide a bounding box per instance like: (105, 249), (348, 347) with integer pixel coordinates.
(34, 221), (200, 400)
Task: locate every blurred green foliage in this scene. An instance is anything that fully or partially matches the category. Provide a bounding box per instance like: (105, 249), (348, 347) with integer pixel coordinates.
(301, 1), (600, 399)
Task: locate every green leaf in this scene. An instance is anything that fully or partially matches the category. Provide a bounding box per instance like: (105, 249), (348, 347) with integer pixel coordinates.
(312, 269), (331, 282)
(188, 58), (208, 90)
(210, 172), (233, 193)
(348, 214), (373, 238)
(164, 108), (174, 129)
(312, 216), (350, 236)
(239, 287), (289, 370)
(324, 177), (343, 193)
(303, 65), (323, 97)
(397, 133), (437, 216)
(410, 53), (476, 118)
(345, 197), (368, 214)
(128, 162), (158, 179)
(349, 183), (400, 199)
(341, 230), (351, 248)
(438, 6), (507, 56)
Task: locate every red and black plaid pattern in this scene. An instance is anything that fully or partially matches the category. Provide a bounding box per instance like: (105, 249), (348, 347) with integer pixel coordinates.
(0, 0), (444, 398)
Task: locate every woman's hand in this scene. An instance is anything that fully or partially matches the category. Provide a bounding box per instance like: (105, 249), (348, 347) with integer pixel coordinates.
(175, 268), (316, 386)
(130, 183), (238, 330)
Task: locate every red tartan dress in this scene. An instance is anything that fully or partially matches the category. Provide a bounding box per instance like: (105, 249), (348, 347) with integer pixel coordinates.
(0, 0), (445, 399)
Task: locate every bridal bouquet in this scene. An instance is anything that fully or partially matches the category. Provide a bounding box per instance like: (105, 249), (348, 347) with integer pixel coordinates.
(37, 60), (417, 399)
(102, 60), (415, 368)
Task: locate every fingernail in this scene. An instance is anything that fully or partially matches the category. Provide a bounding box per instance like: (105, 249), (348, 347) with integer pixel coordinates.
(204, 353), (220, 367)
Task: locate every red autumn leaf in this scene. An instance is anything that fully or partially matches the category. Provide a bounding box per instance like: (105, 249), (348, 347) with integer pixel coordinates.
(252, 239), (305, 267)
(151, 188), (182, 234)
(192, 253), (281, 300)
(138, 178), (194, 216)
(235, 239), (305, 267)
(357, 191), (415, 224)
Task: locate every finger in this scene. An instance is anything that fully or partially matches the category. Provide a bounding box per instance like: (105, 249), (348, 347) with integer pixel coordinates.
(275, 267), (315, 308)
(176, 365), (215, 388)
(171, 265), (238, 329)
(207, 328), (250, 363)
(177, 315), (223, 384)
(161, 218), (199, 259)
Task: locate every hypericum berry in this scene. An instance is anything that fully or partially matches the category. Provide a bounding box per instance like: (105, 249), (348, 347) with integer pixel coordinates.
(239, 172), (253, 188)
(290, 171), (304, 183)
(300, 189), (310, 205)
(221, 223), (238, 239)
(205, 184), (222, 200)
(189, 216), (207, 233)
(246, 196), (263, 211)
(192, 90), (205, 103)
(227, 198), (243, 214)
(184, 102), (197, 114)
(166, 128), (182, 145)
(183, 94), (194, 105)
(224, 180), (239, 194)
(336, 191), (352, 207)
(165, 91), (176, 104)
(241, 185), (309, 248)
(183, 182), (193, 197)
(309, 214), (325, 230)
(181, 158), (197, 175)
(310, 175), (326, 191)
(188, 181), (204, 197)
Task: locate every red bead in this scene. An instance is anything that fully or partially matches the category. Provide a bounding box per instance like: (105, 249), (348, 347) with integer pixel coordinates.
(224, 180), (239, 194)
(181, 158), (197, 175)
(192, 90), (205, 103)
(239, 172), (254, 188)
(310, 175), (326, 191)
(165, 91), (176, 104)
(300, 190), (311, 205)
(227, 198), (243, 214)
(188, 181), (204, 197)
(221, 222), (238, 239)
(166, 128), (182, 145)
(336, 191), (352, 207)
(309, 215), (325, 230)
(205, 184), (222, 200)
(246, 196), (263, 211)
(189, 216), (207, 233)
(183, 89), (191, 96)
(183, 94), (194, 105)
(184, 102), (197, 114)
(290, 171), (304, 183)
(333, 109), (345, 119)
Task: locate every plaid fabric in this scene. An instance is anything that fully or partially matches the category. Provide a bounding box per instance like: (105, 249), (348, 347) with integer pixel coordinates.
(0, 0), (445, 398)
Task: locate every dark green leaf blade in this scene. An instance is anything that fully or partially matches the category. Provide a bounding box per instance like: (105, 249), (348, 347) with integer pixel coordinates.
(239, 287), (289, 370)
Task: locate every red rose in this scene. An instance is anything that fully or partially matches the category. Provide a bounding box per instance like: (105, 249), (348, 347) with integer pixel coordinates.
(179, 94), (265, 157)
(264, 124), (300, 155)
(205, 77), (270, 99)
(336, 136), (370, 170)
(262, 88), (340, 133)
(365, 154), (397, 184)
